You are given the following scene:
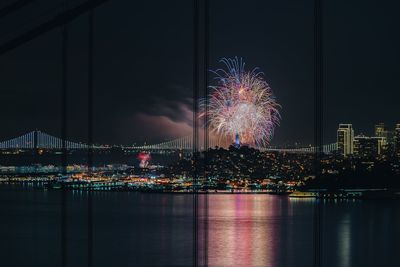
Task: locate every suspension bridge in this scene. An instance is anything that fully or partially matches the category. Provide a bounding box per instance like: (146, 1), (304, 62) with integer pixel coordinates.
(0, 130), (97, 150)
(0, 130), (337, 154)
(132, 136), (338, 154)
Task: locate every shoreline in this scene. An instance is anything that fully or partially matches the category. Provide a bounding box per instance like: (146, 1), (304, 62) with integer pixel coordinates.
(1, 182), (400, 199)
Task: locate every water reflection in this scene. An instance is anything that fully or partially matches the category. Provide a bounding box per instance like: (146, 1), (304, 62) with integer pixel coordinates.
(1, 187), (399, 267)
(201, 195), (314, 267)
(321, 200), (400, 267)
(337, 213), (351, 267)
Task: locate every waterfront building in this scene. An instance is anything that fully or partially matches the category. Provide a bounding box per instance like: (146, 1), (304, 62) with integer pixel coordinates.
(337, 124), (354, 156)
(375, 123), (386, 137)
(354, 135), (385, 158)
(374, 123), (388, 152)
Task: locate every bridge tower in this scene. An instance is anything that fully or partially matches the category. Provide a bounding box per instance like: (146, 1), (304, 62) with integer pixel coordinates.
(33, 130), (38, 149)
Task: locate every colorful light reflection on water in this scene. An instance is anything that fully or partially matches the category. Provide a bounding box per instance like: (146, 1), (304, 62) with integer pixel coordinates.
(198, 195), (315, 267)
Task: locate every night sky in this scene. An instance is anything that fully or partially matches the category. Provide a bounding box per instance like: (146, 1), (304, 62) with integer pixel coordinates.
(0, 0), (399, 146)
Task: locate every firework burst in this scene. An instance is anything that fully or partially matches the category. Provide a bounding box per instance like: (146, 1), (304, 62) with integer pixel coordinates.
(201, 57), (281, 147)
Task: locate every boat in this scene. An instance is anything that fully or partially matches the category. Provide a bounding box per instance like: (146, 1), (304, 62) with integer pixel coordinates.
(289, 191), (317, 198)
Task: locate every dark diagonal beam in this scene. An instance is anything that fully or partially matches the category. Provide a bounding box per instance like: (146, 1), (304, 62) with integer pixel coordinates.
(0, 0), (110, 55)
(0, 0), (35, 19)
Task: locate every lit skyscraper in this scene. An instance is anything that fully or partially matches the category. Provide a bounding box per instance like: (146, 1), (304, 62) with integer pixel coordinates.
(375, 123), (386, 137)
(337, 124), (354, 156)
(374, 123), (388, 152)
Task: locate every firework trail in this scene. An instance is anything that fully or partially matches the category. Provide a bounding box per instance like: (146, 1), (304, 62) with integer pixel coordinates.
(201, 57), (281, 148)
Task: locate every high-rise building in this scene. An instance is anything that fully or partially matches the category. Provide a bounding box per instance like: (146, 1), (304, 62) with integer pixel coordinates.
(354, 135), (386, 158)
(374, 123), (388, 152)
(337, 124), (354, 156)
(375, 123), (386, 137)
(395, 124), (400, 157)
(385, 130), (395, 147)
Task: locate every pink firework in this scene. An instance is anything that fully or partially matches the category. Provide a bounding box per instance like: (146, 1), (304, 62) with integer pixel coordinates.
(137, 152), (151, 168)
(201, 57), (281, 147)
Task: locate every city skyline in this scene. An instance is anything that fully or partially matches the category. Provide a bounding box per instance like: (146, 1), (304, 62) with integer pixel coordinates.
(0, 121), (399, 148)
(337, 122), (400, 157)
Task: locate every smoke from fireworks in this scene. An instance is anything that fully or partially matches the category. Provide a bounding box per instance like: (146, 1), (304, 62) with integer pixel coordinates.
(201, 57), (281, 147)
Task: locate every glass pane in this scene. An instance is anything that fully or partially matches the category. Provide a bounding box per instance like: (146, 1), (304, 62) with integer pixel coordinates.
(0, 30), (63, 265)
(199, 0), (316, 266)
(323, 0), (400, 266)
(3, 1), (398, 266)
(92, 1), (195, 266)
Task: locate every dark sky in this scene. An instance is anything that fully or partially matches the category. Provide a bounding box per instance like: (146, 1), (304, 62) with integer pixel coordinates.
(0, 0), (399, 146)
